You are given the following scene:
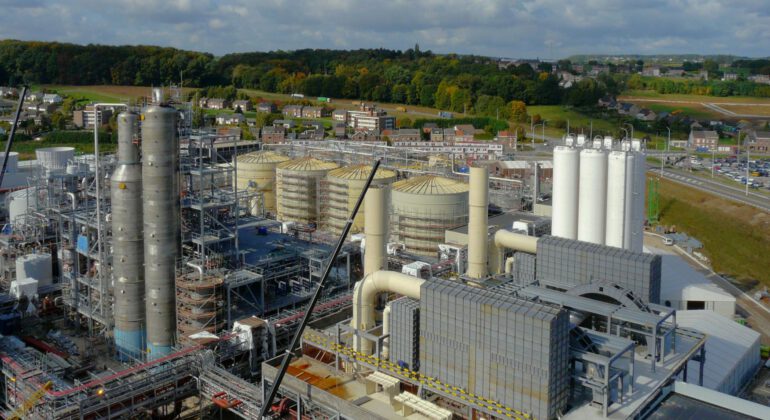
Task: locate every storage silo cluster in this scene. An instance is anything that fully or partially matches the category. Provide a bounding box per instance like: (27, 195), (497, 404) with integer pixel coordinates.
(551, 135), (645, 252)
(275, 157), (339, 226)
(391, 175), (469, 257)
(235, 151), (290, 215)
(321, 164), (396, 235)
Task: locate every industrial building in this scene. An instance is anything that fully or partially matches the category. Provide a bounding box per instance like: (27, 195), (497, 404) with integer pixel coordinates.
(0, 89), (765, 420)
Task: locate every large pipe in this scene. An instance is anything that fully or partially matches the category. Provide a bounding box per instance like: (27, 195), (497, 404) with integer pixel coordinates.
(352, 270), (424, 354)
(466, 167), (488, 279)
(382, 302), (392, 359)
(494, 230), (539, 254)
(363, 186), (388, 276)
(111, 112), (145, 361)
(142, 106), (179, 359)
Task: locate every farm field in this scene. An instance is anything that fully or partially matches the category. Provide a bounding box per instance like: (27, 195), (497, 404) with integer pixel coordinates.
(622, 89), (770, 104)
(40, 85), (193, 104)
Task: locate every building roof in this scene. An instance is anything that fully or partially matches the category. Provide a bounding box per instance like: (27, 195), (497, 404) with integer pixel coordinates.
(690, 130), (718, 139)
(393, 175), (469, 195)
(497, 161), (529, 169)
(277, 156), (339, 172)
(676, 310), (760, 394)
(659, 255), (735, 304)
(238, 151), (290, 164)
(327, 164), (396, 181)
(751, 131), (770, 141)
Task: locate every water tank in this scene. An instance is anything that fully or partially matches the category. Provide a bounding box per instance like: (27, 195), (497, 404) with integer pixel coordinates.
(8, 187), (39, 224)
(16, 253), (53, 288)
(36, 147), (75, 173)
(322, 164), (396, 234)
(631, 151), (646, 252)
(605, 151), (636, 249)
(577, 149), (607, 245)
(0, 152), (19, 173)
(392, 175), (469, 257)
(235, 151), (290, 215)
(552, 147), (580, 240)
(276, 157), (338, 225)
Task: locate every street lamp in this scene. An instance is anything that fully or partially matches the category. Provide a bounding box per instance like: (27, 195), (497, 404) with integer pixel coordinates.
(533, 122), (546, 148)
(666, 126), (671, 153)
(620, 127), (629, 142)
(623, 122), (634, 141)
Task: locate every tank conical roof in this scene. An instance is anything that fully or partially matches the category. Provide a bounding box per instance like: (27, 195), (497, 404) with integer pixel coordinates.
(392, 175), (469, 194)
(328, 164), (396, 180)
(239, 151), (290, 164)
(277, 156), (338, 171)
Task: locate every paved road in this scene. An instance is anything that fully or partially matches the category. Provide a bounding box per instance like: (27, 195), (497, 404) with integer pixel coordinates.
(651, 167), (770, 212)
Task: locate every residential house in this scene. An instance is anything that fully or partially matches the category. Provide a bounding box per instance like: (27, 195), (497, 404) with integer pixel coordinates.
(42, 93), (63, 104)
(301, 106), (329, 119)
(232, 100), (253, 112)
(25, 102), (56, 114)
(642, 66), (661, 77)
(454, 124), (476, 142)
(666, 68), (685, 77)
(383, 129), (420, 142)
(492, 160), (553, 179)
(618, 102), (641, 116)
(747, 131), (770, 153)
(299, 127), (325, 140)
(282, 105), (304, 118)
(332, 109), (348, 122)
(261, 125), (286, 144)
(273, 119), (296, 129)
(635, 109), (657, 122)
(688, 130), (719, 151)
(430, 128), (456, 142)
(216, 113), (245, 125)
(257, 102), (277, 113)
(246, 118), (257, 127)
(597, 95), (617, 108)
(207, 98), (229, 109)
(73, 106), (113, 129)
(495, 130), (518, 147)
(26, 92), (44, 102)
(696, 70), (709, 81)
(749, 75), (770, 85)
(347, 103), (395, 132)
(334, 122), (347, 138)
(198, 97), (209, 108)
(558, 71), (582, 88)
(722, 73), (739, 81)
(0, 87), (18, 97)
(422, 122), (438, 134)
(350, 130), (380, 142)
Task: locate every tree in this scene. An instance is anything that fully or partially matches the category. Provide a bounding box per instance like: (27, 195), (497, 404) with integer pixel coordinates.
(509, 100), (528, 122)
(397, 117), (413, 128)
(234, 105), (243, 114)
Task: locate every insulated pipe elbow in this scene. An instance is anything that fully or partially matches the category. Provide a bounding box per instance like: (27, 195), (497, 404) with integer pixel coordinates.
(494, 230), (538, 254)
(351, 270), (424, 354)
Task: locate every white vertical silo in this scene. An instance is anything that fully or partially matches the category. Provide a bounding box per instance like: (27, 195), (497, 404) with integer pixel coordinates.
(630, 150), (646, 252)
(551, 147), (580, 240)
(605, 151), (636, 249)
(577, 149), (608, 245)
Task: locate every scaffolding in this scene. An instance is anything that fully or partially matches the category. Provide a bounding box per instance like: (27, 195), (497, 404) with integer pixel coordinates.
(392, 208), (468, 258)
(275, 171), (324, 226)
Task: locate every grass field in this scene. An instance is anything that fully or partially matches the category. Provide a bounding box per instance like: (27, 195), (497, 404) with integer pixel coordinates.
(40, 85), (194, 104)
(527, 105), (654, 140)
(719, 104), (770, 116)
(622, 90), (770, 104)
(642, 103), (719, 120)
(11, 136), (116, 160)
(653, 176), (770, 287)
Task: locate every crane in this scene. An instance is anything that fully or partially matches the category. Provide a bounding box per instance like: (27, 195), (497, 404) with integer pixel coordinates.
(8, 380), (53, 420)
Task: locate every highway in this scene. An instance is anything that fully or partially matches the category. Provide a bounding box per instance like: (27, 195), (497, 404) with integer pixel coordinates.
(650, 167), (770, 212)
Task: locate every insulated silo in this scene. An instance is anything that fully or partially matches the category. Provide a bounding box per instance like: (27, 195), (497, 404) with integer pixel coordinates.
(0, 152), (19, 173)
(142, 106), (179, 359)
(15, 253), (53, 287)
(577, 149), (608, 245)
(110, 112), (145, 360)
(391, 175), (469, 257)
(552, 146), (580, 240)
(236, 151), (290, 215)
(605, 151), (636, 249)
(275, 157), (338, 226)
(322, 164), (396, 235)
(8, 187), (40, 224)
(631, 151), (646, 252)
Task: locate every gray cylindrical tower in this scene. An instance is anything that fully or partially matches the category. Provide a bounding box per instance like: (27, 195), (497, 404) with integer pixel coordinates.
(111, 112), (145, 360)
(142, 106), (179, 359)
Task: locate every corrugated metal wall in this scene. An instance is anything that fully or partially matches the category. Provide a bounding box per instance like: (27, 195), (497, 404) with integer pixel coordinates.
(419, 279), (570, 420)
(536, 236), (661, 303)
(389, 297), (420, 371)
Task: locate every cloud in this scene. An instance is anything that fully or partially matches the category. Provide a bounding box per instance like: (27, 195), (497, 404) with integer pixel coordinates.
(0, 0), (767, 58)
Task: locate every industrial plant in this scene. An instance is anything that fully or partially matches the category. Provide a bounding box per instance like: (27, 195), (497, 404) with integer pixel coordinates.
(0, 91), (766, 420)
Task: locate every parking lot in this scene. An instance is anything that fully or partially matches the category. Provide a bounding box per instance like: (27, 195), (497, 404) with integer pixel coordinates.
(676, 155), (770, 190)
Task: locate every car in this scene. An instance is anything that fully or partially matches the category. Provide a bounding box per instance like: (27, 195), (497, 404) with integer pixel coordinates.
(662, 237), (674, 246)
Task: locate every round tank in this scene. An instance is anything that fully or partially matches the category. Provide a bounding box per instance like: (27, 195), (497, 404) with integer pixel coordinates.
(8, 187), (39, 224)
(631, 151), (646, 252)
(392, 175), (469, 257)
(141, 106), (179, 359)
(235, 151), (290, 215)
(275, 157), (338, 225)
(16, 253), (53, 288)
(605, 151), (636, 249)
(0, 152), (19, 173)
(36, 147), (75, 173)
(577, 149), (607, 245)
(552, 147), (580, 240)
(322, 164), (396, 234)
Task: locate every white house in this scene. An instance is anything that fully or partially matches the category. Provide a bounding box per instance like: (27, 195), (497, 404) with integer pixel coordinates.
(42, 93), (63, 104)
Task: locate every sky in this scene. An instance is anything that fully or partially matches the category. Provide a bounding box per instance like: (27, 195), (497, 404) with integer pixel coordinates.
(0, 0), (768, 58)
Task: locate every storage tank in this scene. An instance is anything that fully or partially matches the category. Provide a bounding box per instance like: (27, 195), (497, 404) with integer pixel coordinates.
(275, 157), (338, 226)
(16, 253), (53, 288)
(631, 150), (646, 252)
(142, 106), (179, 359)
(391, 175), (469, 257)
(8, 187), (40, 224)
(605, 151), (636, 249)
(36, 147), (74, 173)
(111, 112), (145, 360)
(0, 152), (19, 173)
(322, 164), (396, 235)
(577, 149), (608, 245)
(551, 147), (580, 240)
(235, 151), (290, 215)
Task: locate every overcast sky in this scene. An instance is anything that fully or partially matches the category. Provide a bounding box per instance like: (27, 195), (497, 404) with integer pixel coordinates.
(1, 0), (768, 58)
